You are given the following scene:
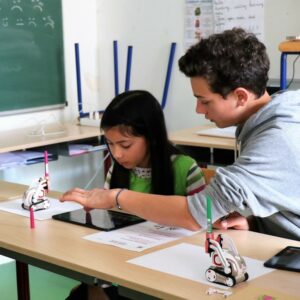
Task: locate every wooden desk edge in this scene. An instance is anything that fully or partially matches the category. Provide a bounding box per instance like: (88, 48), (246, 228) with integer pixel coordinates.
(169, 125), (236, 150)
(279, 40), (300, 52)
(0, 122), (102, 153)
(0, 181), (300, 300)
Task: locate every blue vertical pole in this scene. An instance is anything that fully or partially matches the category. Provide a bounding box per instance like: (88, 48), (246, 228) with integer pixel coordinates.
(75, 43), (83, 117)
(280, 53), (287, 90)
(75, 43), (88, 118)
(161, 42), (176, 109)
(125, 45), (133, 92)
(113, 40), (119, 96)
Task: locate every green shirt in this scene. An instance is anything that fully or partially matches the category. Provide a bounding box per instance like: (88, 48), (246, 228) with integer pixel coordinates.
(104, 155), (205, 196)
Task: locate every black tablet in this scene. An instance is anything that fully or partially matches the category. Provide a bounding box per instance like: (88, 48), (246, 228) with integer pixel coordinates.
(52, 208), (145, 231)
(264, 246), (300, 272)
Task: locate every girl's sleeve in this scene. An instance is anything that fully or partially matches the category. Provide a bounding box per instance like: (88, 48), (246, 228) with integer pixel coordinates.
(186, 161), (206, 195)
(103, 164), (113, 189)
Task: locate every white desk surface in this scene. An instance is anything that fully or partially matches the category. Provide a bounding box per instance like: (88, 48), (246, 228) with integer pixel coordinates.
(0, 122), (101, 153)
(0, 181), (299, 300)
(169, 125), (236, 150)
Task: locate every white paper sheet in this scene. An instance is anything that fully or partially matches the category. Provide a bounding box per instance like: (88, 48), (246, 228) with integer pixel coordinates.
(0, 151), (55, 169)
(0, 152), (25, 169)
(128, 243), (273, 288)
(84, 222), (199, 252)
(0, 197), (81, 220)
(213, 0), (264, 41)
(196, 126), (236, 138)
(184, 0), (214, 49)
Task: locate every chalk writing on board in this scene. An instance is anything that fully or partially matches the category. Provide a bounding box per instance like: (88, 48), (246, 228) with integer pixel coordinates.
(0, 0), (65, 114)
(0, 0), (55, 29)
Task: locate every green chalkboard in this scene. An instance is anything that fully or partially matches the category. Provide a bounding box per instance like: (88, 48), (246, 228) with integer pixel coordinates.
(0, 0), (65, 114)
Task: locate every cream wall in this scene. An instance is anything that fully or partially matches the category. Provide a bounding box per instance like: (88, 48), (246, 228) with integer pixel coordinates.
(265, 0), (300, 81)
(95, 0), (300, 132)
(1, 0), (300, 190)
(0, 0), (104, 191)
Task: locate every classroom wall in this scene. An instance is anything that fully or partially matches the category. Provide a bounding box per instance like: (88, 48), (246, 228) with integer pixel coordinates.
(95, 0), (300, 133)
(1, 0), (300, 190)
(0, 0), (104, 191)
(265, 0), (300, 83)
(95, 0), (201, 132)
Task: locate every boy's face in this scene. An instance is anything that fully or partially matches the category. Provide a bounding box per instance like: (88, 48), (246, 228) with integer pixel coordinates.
(105, 126), (150, 169)
(190, 77), (241, 128)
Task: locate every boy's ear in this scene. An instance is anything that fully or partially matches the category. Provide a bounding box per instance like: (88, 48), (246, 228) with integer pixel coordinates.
(233, 88), (250, 107)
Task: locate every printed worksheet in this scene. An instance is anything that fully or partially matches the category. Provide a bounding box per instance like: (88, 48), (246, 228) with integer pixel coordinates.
(84, 221), (199, 251)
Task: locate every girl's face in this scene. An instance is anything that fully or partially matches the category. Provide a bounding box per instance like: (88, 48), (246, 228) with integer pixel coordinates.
(105, 126), (150, 169)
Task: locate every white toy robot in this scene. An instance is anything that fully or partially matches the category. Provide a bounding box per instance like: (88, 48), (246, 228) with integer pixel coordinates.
(22, 177), (50, 211)
(205, 195), (248, 287)
(205, 233), (249, 287)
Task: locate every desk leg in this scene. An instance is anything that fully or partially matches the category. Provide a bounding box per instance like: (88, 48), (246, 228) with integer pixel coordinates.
(16, 261), (30, 300)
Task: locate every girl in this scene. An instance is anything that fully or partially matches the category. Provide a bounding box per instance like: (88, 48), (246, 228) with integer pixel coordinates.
(102, 90), (205, 197)
(66, 90), (205, 300)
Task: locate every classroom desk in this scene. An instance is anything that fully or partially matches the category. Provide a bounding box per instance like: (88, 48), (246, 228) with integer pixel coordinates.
(278, 40), (300, 90)
(1, 181), (300, 300)
(169, 125), (236, 166)
(169, 125), (235, 150)
(0, 122), (101, 153)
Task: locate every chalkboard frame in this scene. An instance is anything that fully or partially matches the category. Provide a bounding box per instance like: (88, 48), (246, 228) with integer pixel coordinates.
(0, 0), (66, 115)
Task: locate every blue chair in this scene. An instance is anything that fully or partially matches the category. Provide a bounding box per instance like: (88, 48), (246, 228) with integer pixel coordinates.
(279, 40), (300, 90)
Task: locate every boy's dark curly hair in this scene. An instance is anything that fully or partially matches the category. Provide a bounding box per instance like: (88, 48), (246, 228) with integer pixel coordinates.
(178, 28), (270, 98)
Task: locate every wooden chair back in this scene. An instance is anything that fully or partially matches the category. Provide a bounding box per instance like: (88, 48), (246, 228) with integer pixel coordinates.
(202, 168), (216, 184)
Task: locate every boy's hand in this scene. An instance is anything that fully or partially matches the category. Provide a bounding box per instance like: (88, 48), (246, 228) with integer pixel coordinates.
(213, 212), (249, 230)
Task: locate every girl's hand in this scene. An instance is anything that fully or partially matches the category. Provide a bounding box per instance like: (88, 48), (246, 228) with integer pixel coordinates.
(213, 212), (249, 230)
(59, 188), (118, 210)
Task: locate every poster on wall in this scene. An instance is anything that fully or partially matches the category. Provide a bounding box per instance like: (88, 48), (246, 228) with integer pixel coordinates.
(213, 0), (264, 41)
(184, 0), (214, 50)
(184, 0), (264, 49)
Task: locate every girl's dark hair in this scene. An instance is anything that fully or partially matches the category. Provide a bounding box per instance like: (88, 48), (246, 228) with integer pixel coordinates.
(101, 90), (180, 195)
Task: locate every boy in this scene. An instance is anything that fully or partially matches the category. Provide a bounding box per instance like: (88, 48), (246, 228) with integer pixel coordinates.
(61, 28), (300, 241)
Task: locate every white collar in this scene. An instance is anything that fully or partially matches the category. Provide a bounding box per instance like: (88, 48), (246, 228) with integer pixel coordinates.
(132, 167), (151, 179)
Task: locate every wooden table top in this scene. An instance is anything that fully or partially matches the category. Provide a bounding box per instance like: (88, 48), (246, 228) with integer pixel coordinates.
(0, 122), (101, 153)
(169, 125), (236, 150)
(0, 181), (299, 300)
(279, 40), (300, 52)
